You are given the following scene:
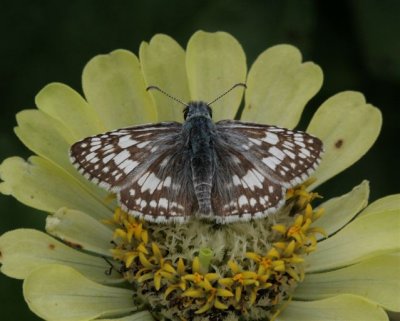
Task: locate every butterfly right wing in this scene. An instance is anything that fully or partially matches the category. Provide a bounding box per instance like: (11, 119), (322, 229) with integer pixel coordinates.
(210, 120), (323, 223)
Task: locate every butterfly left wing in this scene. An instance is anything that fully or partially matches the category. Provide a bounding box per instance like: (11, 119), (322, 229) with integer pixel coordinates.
(211, 120), (323, 222)
(70, 122), (197, 222)
(70, 122), (182, 192)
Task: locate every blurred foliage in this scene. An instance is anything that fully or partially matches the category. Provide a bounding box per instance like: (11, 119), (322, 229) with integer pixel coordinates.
(0, 0), (399, 320)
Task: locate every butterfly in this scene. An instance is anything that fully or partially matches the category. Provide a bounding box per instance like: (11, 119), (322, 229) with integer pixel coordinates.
(70, 84), (323, 224)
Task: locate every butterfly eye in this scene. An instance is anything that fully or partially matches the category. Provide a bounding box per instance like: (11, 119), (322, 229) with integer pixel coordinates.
(207, 106), (213, 118)
(183, 106), (189, 120)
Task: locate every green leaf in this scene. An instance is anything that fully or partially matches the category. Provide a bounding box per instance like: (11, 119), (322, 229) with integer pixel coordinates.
(82, 49), (156, 130)
(186, 30), (246, 121)
(46, 208), (114, 257)
(306, 210), (400, 272)
(307, 91), (382, 189)
(242, 44), (322, 128)
(276, 295), (389, 321)
(314, 180), (369, 240)
(296, 255), (400, 311)
(0, 229), (121, 284)
(139, 34), (190, 122)
(23, 265), (135, 321)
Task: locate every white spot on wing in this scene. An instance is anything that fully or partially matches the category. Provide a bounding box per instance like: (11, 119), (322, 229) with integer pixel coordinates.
(263, 132), (279, 145)
(249, 138), (262, 146)
(269, 146), (286, 160)
(114, 150), (130, 164)
(137, 141), (150, 148)
(118, 136), (138, 148)
(159, 198), (168, 209)
(164, 176), (172, 187)
(233, 175), (241, 186)
(242, 170), (263, 191)
(300, 148), (311, 157)
(120, 160), (139, 174)
(138, 172), (150, 186)
(85, 152), (97, 162)
(262, 156), (279, 170)
(141, 173), (161, 194)
(238, 195), (248, 207)
(284, 149), (296, 159)
(103, 153), (115, 164)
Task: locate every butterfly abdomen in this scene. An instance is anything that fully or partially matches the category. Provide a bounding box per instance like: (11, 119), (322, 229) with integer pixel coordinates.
(184, 104), (216, 217)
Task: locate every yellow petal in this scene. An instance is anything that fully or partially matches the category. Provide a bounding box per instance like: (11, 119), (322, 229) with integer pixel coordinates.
(182, 288), (204, 298)
(283, 240), (296, 257)
(162, 262), (176, 274)
(154, 273), (162, 291)
(139, 34), (190, 122)
(151, 242), (162, 259)
(192, 256), (201, 273)
(245, 252), (260, 261)
(23, 265), (135, 320)
(46, 207), (113, 257)
(82, 49), (156, 130)
(360, 194), (400, 217)
(218, 278), (234, 287)
(243, 44), (322, 128)
(35, 82), (105, 141)
(276, 295), (389, 321)
(0, 229), (121, 284)
(242, 271), (258, 279)
(308, 91), (382, 189)
(177, 257), (186, 275)
(314, 181), (369, 240)
(186, 31), (246, 121)
(235, 286), (242, 302)
(296, 255), (400, 311)
(228, 260), (241, 273)
(100, 311), (155, 320)
(216, 288), (234, 297)
(138, 252), (154, 269)
(214, 298), (229, 310)
(0, 156), (112, 219)
(272, 224), (287, 234)
(306, 210), (400, 272)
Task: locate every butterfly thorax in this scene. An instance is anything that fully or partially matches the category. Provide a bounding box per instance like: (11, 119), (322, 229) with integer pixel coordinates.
(183, 102), (215, 217)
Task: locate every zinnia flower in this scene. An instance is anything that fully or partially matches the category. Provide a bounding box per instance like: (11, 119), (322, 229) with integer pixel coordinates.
(0, 31), (399, 321)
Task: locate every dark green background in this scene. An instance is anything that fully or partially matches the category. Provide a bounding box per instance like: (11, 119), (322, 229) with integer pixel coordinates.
(1, 1), (399, 320)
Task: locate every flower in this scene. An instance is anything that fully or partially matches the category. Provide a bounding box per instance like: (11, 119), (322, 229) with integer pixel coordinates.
(0, 31), (399, 321)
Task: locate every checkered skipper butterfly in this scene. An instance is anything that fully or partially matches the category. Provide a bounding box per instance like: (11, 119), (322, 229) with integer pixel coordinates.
(70, 84), (323, 224)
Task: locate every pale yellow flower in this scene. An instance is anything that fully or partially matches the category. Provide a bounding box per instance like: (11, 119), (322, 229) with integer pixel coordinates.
(0, 31), (398, 321)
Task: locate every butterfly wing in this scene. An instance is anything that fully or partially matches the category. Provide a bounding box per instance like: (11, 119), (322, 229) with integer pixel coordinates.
(212, 120), (323, 222)
(70, 122), (196, 222)
(118, 148), (196, 222)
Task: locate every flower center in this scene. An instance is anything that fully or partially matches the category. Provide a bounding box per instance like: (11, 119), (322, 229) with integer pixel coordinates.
(106, 180), (325, 321)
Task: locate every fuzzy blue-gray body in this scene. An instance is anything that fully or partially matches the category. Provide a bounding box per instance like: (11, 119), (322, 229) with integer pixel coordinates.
(182, 101), (215, 216)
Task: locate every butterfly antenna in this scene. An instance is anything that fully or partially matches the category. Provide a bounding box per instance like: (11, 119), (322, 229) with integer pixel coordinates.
(146, 85), (189, 107)
(207, 83), (247, 106)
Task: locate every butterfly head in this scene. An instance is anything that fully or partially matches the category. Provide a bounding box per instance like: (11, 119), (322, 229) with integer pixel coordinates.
(183, 102), (212, 120)
(147, 83), (246, 121)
